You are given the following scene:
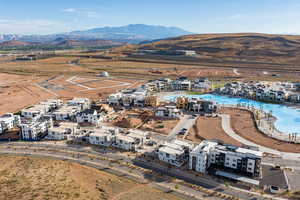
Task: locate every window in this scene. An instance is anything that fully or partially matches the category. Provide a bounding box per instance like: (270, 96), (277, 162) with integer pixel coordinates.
(249, 163), (253, 166)
(248, 167), (252, 171)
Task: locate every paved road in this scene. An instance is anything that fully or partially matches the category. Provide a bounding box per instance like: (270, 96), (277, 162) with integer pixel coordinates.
(167, 115), (197, 141)
(0, 142), (286, 200)
(220, 114), (300, 161)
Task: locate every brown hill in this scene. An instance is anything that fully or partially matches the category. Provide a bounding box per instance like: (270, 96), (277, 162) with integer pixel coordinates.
(0, 40), (32, 47)
(118, 33), (300, 64)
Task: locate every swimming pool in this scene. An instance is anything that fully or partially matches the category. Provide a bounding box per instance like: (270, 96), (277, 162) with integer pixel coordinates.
(163, 93), (300, 135)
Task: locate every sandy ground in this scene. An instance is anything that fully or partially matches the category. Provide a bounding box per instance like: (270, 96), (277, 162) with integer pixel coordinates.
(110, 110), (179, 135)
(220, 107), (300, 153)
(0, 71), (144, 114)
(186, 116), (242, 146)
(0, 74), (55, 114)
(141, 117), (179, 135)
(0, 155), (184, 200)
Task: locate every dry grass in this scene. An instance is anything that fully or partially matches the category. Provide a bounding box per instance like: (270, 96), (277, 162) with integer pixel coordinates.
(0, 155), (184, 200)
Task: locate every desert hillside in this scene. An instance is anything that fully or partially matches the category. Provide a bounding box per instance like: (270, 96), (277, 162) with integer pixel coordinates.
(0, 155), (183, 200)
(119, 33), (300, 64)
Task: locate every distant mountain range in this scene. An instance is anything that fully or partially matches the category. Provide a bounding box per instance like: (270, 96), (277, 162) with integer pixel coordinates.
(0, 24), (193, 47)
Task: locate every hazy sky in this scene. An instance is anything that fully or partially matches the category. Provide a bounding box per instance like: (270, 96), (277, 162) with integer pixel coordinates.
(1, 0), (300, 35)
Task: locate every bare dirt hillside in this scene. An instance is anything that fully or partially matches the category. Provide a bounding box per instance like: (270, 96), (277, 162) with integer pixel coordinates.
(0, 155), (184, 200)
(118, 33), (300, 64)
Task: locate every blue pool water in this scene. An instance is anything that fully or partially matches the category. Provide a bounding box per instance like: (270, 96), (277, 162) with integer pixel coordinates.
(163, 93), (300, 135)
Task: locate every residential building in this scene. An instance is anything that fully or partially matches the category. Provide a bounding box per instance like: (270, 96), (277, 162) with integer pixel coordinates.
(113, 129), (148, 151)
(155, 106), (181, 118)
(76, 109), (103, 126)
(189, 141), (262, 177)
(158, 139), (194, 167)
(0, 113), (20, 134)
(52, 105), (81, 121)
(67, 98), (90, 110)
(21, 99), (63, 119)
(20, 116), (53, 141)
(88, 126), (119, 147)
(47, 122), (79, 140)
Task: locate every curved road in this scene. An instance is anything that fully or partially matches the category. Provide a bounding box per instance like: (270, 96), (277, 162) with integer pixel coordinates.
(220, 114), (300, 160)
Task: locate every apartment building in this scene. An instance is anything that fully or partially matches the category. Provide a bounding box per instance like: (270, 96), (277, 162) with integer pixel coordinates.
(67, 98), (91, 110)
(52, 105), (81, 121)
(21, 99), (63, 119)
(155, 106), (181, 118)
(47, 122), (79, 140)
(189, 141), (262, 177)
(158, 139), (194, 167)
(88, 126), (119, 147)
(21, 104), (50, 119)
(76, 109), (103, 126)
(20, 116), (53, 141)
(0, 113), (20, 134)
(113, 129), (148, 151)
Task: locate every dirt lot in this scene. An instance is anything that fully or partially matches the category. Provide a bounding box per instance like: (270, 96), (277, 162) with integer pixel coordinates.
(220, 107), (300, 153)
(141, 117), (179, 135)
(186, 116), (242, 146)
(110, 110), (179, 135)
(0, 71), (144, 114)
(0, 155), (184, 200)
(0, 73), (55, 114)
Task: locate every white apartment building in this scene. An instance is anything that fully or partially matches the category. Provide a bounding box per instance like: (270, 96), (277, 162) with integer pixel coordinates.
(67, 98), (90, 110)
(52, 105), (81, 121)
(20, 116), (53, 141)
(158, 139), (194, 167)
(88, 126), (119, 147)
(113, 129), (148, 151)
(40, 99), (63, 110)
(21, 99), (63, 119)
(0, 113), (20, 134)
(21, 104), (50, 119)
(189, 141), (262, 177)
(76, 109), (103, 126)
(107, 93), (122, 106)
(47, 122), (79, 140)
(189, 140), (218, 173)
(155, 106), (181, 118)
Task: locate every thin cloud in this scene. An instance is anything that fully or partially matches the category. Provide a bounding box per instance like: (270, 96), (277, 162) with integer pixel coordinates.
(61, 8), (101, 19)
(0, 19), (72, 34)
(61, 8), (78, 13)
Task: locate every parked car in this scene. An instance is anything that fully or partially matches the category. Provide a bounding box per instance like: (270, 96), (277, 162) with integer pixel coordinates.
(269, 185), (280, 194)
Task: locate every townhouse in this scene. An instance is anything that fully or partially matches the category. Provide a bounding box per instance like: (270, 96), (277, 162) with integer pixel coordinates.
(189, 141), (262, 177)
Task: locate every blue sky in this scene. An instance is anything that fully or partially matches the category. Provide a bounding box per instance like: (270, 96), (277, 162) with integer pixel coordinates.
(0, 0), (300, 34)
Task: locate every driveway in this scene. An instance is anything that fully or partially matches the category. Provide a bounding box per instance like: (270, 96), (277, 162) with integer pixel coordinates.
(167, 115), (197, 141)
